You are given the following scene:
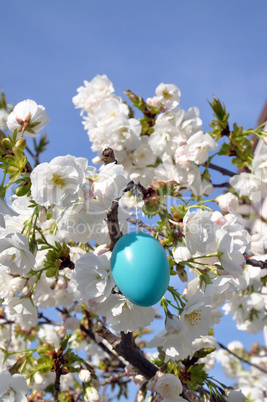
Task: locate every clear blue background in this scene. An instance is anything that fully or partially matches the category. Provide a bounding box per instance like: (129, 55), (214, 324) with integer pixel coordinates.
(1, 0), (267, 162)
(1, 0), (267, 399)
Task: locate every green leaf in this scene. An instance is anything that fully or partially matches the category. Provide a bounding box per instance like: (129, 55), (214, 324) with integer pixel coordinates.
(35, 355), (54, 375)
(59, 333), (72, 352)
(46, 266), (59, 278)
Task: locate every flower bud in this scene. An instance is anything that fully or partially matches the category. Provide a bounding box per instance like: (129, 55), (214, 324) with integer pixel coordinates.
(137, 389), (145, 402)
(146, 96), (161, 107)
(15, 182), (31, 197)
(2, 137), (13, 150)
(165, 313), (182, 334)
(9, 277), (26, 292)
(15, 137), (27, 151)
(61, 366), (70, 374)
(57, 276), (67, 289)
(211, 211), (226, 226)
(216, 192), (239, 213)
(79, 369), (91, 383)
(84, 386), (100, 402)
(142, 197), (160, 216)
(22, 286), (29, 295)
(38, 206), (47, 223)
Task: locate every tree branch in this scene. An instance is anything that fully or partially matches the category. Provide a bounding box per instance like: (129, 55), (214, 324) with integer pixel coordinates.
(203, 162), (235, 177)
(80, 324), (125, 370)
(245, 257), (267, 269)
(127, 217), (165, 237)
(182, 388), (204, 402)
(100, 371), (133, 386)
(95, 320), (158, 379)
(26, 145), (40, 166)
(54, 368), (61, 402)
(218, 342), (267, 374)
(106, 199), (123, 251)
(212, 182), (230, 188)
(101, 147), (117, 165)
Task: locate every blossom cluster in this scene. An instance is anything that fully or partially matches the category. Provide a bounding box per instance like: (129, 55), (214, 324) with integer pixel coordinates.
(73, 75), (218, 196)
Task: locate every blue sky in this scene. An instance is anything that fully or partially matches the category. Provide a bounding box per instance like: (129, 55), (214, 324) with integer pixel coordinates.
(1, 0), (267, 398)
(1, 0), (267, 164)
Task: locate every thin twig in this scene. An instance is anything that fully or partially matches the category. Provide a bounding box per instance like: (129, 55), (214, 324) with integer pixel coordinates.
(80, 324), (125, 369)
(100, 371), (134, 386)
(182, 387), (204, 402)
(127, 217), (165, 237)
(203, 162), (235, 177)
(38, 312), (61, 326)
(54, 368), (61, 402)
(26, 145), (39, 166)
(245, 257), (267, 269)
(218, 342), (267, 374)
(212, 182), (231, 188)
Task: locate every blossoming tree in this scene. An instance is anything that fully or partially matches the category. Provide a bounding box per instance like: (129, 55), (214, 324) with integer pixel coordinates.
(0, 75), (266, 401)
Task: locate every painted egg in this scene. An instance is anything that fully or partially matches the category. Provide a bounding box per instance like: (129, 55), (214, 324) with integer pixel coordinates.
(111, 232), (170, 307)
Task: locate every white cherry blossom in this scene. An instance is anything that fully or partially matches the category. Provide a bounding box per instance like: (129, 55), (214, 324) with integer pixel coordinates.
(230, 172), (266, 202)
(216, 229), (245, 277)
(131, 137), (157, 168)
(31, 155), (88, 207)
(56, 198), (106, 243)
(94, 97), (129, 127)
(147, 328), (193, 362)
(184, 131), (218, 165)
(0, 266), (15, 302)
(180, 292), (213, 343)
(252, 143), (267, 182)
(154, 373), (185, 401)
(183, 209), (216, 255)
(72, 74), (114, 114)
(155, 83), (181, 109)
(7, 99), (50, 137)
(165, 313), (182, 334)
(0, 370), (28, 402)
(173, 243), (191, 264)
(0, 230), (35, 276)
(6, 297), (38, 330)
(96, 294), (155, 333)
(93, 162), (128, 210)
(70, 252), (114, 307)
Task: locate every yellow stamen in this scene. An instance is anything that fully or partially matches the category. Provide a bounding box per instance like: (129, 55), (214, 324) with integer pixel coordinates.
(52, 174), (66, 188)
(162, 90), (171, 99)
(186, 309), (202, 326)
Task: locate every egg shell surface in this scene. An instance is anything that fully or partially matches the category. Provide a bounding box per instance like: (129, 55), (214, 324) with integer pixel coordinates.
(111, 232), (170, 307)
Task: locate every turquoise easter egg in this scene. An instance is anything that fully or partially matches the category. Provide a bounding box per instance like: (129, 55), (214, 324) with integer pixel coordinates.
(111, 232), (170, 307)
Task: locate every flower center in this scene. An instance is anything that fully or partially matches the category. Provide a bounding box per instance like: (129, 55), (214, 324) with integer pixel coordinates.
(186, 308), (202, 326)
(162, 90), (171, 99)
(52, 174), (66, 188)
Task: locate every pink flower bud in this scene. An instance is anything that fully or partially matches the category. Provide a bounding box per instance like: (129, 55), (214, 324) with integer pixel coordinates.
(211, 211), (227, 226)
